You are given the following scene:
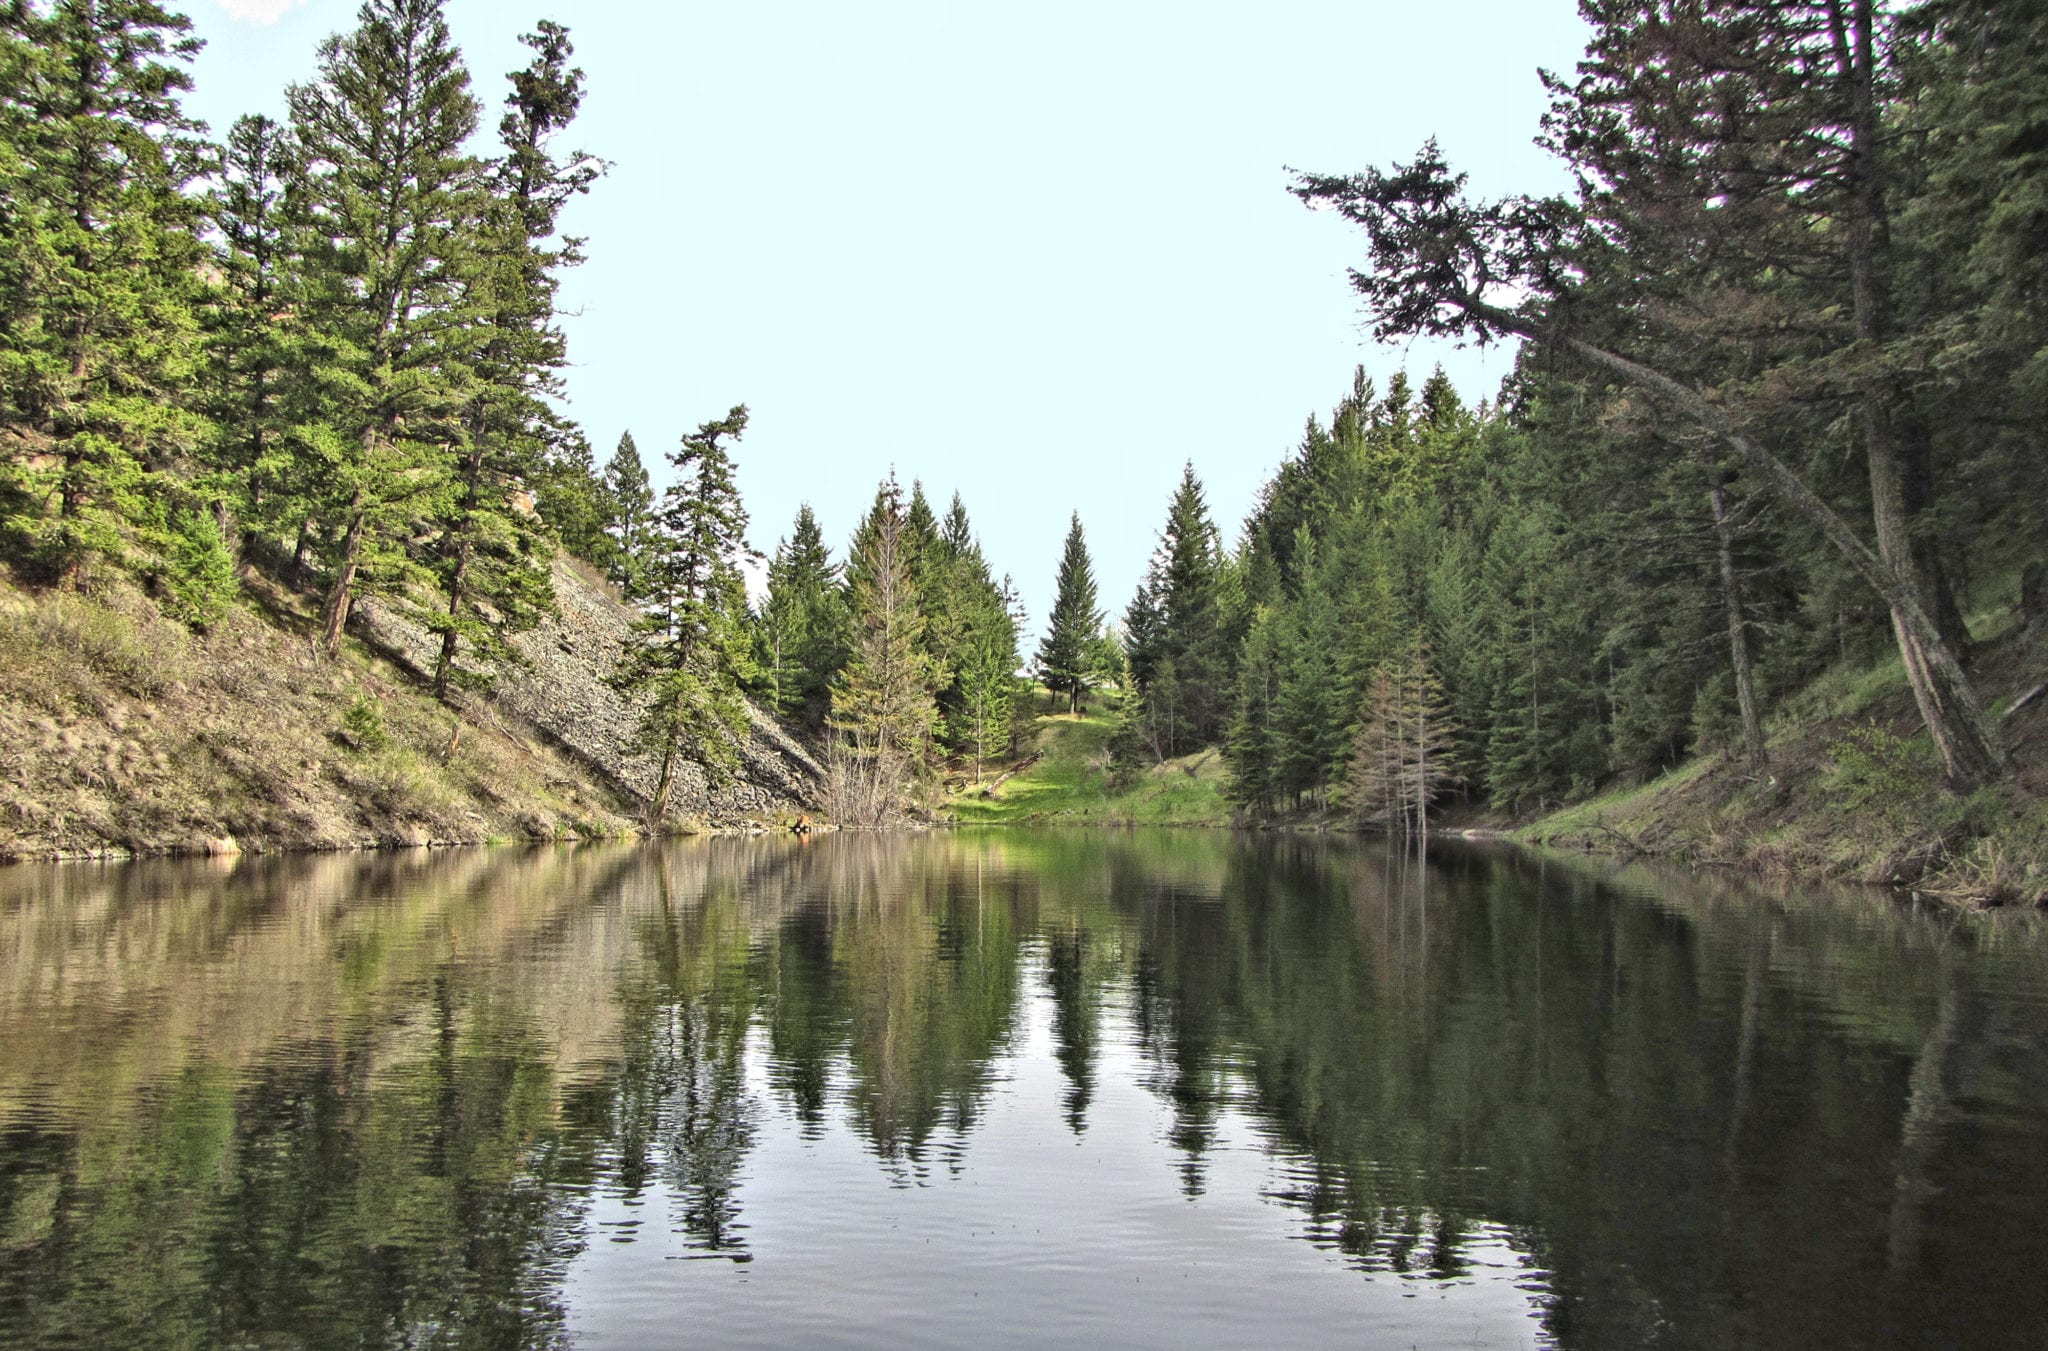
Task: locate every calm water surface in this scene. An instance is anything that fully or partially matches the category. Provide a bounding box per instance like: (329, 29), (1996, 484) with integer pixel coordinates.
(3, 830), (2047, 1348)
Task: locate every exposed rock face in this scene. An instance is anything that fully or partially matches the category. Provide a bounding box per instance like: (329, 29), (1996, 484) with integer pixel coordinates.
(360, 556), (822, 826)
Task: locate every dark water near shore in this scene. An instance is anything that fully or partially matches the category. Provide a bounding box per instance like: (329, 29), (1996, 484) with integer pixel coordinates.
(3, 831), (2047, 1348)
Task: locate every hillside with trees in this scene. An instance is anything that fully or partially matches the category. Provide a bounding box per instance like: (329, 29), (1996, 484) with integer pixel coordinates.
(0, 0), (2041, 900)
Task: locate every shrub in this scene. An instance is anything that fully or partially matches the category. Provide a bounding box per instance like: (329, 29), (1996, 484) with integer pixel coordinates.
(0, 589), (190, 706)
(157, 510), (238, 631)
(341, 694), (390, 753)
(1823, 724), (1926, 821)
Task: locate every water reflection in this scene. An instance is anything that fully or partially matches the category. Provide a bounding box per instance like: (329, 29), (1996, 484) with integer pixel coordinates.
(2, 833), (2047, 1348)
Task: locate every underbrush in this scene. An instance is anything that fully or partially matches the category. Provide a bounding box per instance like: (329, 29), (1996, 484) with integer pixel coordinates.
(0, 585), (194, 711)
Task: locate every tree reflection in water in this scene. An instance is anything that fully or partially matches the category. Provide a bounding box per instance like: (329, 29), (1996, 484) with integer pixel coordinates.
(2, 832), (2047, 1348)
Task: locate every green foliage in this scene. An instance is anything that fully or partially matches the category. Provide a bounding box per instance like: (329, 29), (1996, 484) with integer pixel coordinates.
(0, 0), (211, 583)
(156, 509), (238, 630)
(341, 693), (391, 754)
(1118, 463), (1236, 762)
(598, 430), (654, 586)
(758, 502), (849, 728)
(613, 407), (758, 825)
(948, 705), (1231, 826)
(1035, 512), (1101, 714)
(827, 478), (941, 822)
(1823, 725), (1927, 822)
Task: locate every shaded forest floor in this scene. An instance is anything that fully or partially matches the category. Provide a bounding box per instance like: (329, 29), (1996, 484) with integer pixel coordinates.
(946, 705), (1232, 826)
(1515, 619), (2048, 907)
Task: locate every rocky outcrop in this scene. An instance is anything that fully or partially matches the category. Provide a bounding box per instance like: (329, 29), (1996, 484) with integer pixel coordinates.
(358, 556), (822, 826)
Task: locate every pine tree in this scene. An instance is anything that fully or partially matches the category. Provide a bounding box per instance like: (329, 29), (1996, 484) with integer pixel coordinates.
(204, 113), (305, 553)
(529, 429), (609, 566)
(1271, 531), (1348, 805)
(613, 406), (757, 829)
(0, 0), (212, 583)
(1036, 511), (1101, 714)
(1348, 642), (1460, 846)
(1158, 464), (1226, 737)
(288, 0), (484, 656)
(1118, 464), (1229, 756)
(909, 490), (1021, 761)
(828, 479), (940, 823)
(1223, 607), (1283, 816)
(428, 19), (603, 696)
(952, 621), (1016, 784)
(759, 502), (848, 728)
(600, 429), (653, 588)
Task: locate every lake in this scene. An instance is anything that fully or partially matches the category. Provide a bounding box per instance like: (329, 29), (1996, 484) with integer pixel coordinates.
(2, 831), (2046, 1348)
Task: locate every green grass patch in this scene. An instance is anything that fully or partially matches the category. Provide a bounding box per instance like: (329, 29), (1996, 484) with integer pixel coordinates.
(1513, 756), (1715, 845)
(947, 708), (1233, 826)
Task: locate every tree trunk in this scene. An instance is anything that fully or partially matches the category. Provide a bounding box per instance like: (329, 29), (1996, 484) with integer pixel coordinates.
(1462, 294), (2005, 786)
(647, 724), (680, 833)
(1709, 476), (1769, 775)
(289, 518), (312, 588)
(1832, 0), (1993, 786)
(2022, 560), (2046, 640)
(433, 535), (472, 699)
(318, 503), (365, 657)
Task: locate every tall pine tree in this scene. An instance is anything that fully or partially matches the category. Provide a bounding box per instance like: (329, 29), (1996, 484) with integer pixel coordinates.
(613, 406), (756, 828)
(288, 0), (484, 656)
(0, 0), (212, 585)
(1036, 511), (1101, 714)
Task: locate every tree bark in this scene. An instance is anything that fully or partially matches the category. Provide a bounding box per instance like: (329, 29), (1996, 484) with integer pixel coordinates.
(1829, 0), (1996, 786)
(433, 534), (471, 699)
(647, 730), (678, 834)
(2022, 560), (2046, 640)
(1709, 476), (1770, 775)
(289, 517), (312, 589)
(318, 502), (365, 657)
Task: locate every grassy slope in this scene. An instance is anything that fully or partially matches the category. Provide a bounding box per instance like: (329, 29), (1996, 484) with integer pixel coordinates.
(1516, 617), (2048, 907)
(0, 563), (643, 860)
(946, 706), (1232, 826)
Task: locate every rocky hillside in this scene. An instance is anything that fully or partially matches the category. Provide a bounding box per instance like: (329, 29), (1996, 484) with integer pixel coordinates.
(0, 554), (820, 862)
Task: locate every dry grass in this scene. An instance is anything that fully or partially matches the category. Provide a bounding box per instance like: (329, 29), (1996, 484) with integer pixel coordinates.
(0, 567), (640, 860)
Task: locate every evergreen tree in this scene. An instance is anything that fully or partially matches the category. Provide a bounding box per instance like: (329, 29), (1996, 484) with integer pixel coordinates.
(1118, 464), (1231, 758)
(828, 479), (940, 823)
(613, 406), (756, 828)
(288, 0), (484, 656)
(1348, 642), (1460, 847)
(600, 429), (653, 587)
(204, 113), (304, 553)
(428, 18), (603, 695)
(952, 621), (1017, 783)
(0, 0), (212, 583)
(1223, 607), (1282, 816)
(529, 429), (609, 567)
(1270, 530), (1348, 805)
(1036, 511), (1101, 714)
(759, 502), (848, 728)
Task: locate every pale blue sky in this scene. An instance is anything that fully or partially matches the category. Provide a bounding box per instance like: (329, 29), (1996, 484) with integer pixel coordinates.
(186, 0), (1588, 638)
